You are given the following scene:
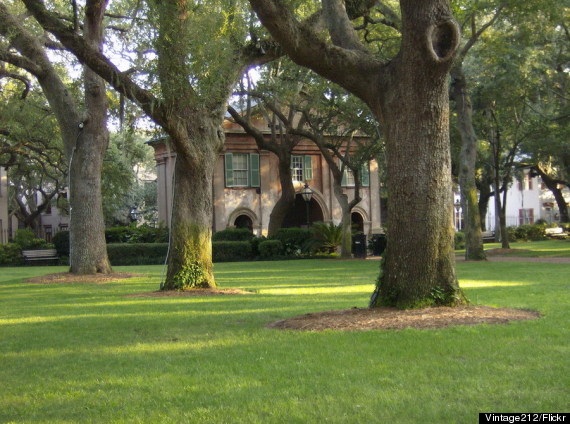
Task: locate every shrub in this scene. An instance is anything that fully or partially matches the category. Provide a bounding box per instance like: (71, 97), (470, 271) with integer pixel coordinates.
(212, 241), (253, 262)
(525, 225), (546, 241)
(454, 231), (465, 249)
(106, 243), (168, 265)
(105, 227), (132, 243)
(105, 225), (169, 244)
(258, 240), (284, 258)
(272, 228), (312, 256)
(212, 228), (255, 242)
(249, 236), (266, 257)
(0, 243), (24, 266)
(52, 230), (70, 257)
(13, 229), (51, 250)
(309, 222), (343, 253)
(506, 226), (517, 242)
(514, 225), (546, 241)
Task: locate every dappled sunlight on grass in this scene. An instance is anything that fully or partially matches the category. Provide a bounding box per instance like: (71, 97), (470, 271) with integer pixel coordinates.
(258, 284), (375, 295)
(1, 258), (568, 423)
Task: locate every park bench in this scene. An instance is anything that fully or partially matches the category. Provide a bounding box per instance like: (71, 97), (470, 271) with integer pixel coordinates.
(545, 227), (568, 239)
(21, 249), (59, 264)
(481, 231), (495, 242)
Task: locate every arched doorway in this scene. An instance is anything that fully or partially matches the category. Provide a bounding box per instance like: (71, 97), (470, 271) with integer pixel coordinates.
(351, 212), (364, 234)
(234, 214), (253, 232)
(281, 195), (324, 228)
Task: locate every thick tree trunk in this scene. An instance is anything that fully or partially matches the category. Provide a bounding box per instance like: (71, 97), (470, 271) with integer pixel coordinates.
(162, 154), (216, 290)
(451, 66), (485, 260)
(68, 3), (112, 274)
(69, 130), (112, 274)
(370, 2), (466, 308)
(267, 154), (296, 236)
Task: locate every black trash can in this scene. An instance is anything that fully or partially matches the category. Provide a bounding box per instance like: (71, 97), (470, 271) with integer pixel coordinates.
(371, 234), (387, 256)
(352, 234), (367, 258)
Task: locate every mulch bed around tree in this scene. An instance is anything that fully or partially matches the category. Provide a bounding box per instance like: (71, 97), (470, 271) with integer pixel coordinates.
(266, 306), (541, 331)
(24, 272), (141, 284)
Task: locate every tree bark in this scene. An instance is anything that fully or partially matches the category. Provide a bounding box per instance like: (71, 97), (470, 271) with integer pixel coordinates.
(370, 2), (465, 307)
(450, 65), (485, 260)
(268, 154), (296, 236)
(535, 166), (569, 223)
(249, 0), (466, 308)
(0, 1), (112, 274)
(163, 148), (217, 289)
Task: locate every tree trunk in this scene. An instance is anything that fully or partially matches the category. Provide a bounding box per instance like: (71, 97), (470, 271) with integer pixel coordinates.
(69, 129), (112, 274)
(267, 154), (296, 236)
(162, 124), (222, 290)
(477, 183), (492, 231)
(68, 2), (112, 274)
(535, 166), (569, 223)
(370, 2), (466, 308)
(451, 65), (485, 260)
(332, 178), (357, 258)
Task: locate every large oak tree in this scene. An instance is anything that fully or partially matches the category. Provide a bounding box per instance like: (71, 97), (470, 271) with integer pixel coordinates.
(0, 1), (112, 274)
(249, 0), (466, 307)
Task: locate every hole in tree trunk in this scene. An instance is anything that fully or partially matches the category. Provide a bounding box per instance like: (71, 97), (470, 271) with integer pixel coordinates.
(429, 20), (459, 61)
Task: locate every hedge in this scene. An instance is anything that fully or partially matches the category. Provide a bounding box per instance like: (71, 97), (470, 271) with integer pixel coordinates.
(212, 228), (255, 242)
(106, 241), (255, 265)
(212, 241), (253, 262)
(258, 240), (284, 258)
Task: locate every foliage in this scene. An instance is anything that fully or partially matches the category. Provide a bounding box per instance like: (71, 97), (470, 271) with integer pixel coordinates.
(13, 229), (52, 250)
(258, 239), (284, 258)
(212, 228), (255, 242)
(454, 231), (466, 250)
(106, 243), (168, 266)
(271, 228), (312, 256)
(52, 230), (70, 257)
(308, 222), (343, 253)
(513, 225), (547, 241)
(105, 225), (168, 244)
(0, 243), (24, 266)
(212, 241), (253, 262)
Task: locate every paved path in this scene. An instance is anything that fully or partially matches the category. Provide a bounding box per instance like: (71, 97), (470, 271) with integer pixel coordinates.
(456, 256), (570, 264)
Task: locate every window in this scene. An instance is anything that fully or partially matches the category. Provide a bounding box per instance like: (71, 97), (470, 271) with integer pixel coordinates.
(224, 153), (260, 188)
(44, 226), (53, 243)
(291, 155), (313, 182)
(519, 173), (533, 191)
(519, 208), (534, 225)
(342, 162), (370, 187)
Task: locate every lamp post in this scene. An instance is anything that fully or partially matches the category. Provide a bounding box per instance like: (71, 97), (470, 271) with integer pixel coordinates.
(454, 199), (461, 230)
(129, 207), (139, 222)
(300, 183), (313, 227)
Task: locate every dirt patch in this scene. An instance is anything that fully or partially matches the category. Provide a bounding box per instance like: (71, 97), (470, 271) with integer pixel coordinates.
(266, 305), (541, 331)
(25, 272), (141, 284)
(125, 288), (252, 297)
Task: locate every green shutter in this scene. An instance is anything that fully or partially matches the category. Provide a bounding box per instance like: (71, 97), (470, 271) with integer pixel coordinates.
(249, 153), (260, 187)
(224, 153), (234, 187)
(304, 155), (313, 181)
(361, 162), (370, 187)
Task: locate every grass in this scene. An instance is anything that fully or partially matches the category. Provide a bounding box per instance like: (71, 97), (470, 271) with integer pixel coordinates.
(483, 239), (570, 257)
(1, 241), (568, 423)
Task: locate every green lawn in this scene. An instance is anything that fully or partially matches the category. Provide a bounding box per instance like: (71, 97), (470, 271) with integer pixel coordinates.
(1, 243), (568, 423)
(482, 239), (570, 257)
